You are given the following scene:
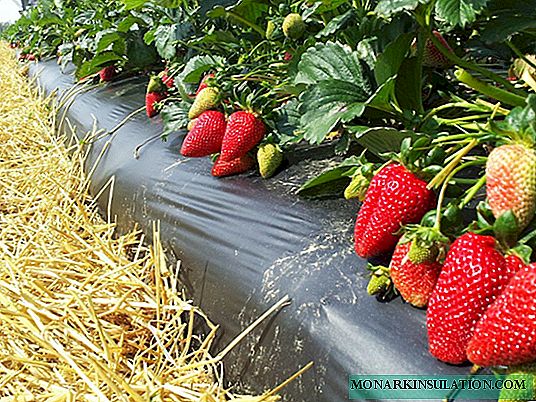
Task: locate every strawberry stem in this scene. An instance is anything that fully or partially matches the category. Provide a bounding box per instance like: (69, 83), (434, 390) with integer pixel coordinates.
(460, 174), (486, 207)
(426, 30), (527, 97)
(427, 139), (478, 190)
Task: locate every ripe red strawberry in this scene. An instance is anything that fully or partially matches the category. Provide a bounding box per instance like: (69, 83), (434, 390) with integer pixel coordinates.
(145, 92), (166, 118)
(467, 262), (536, 367)
(220, 111), (266, 162)
(354, 164), (435, 258)
(283, 52), (293, 61)
(195, 73), (215, 95)
(211, 155), (255, 177)
(99, 65), (116, 82)
(26, 54), (36, 61)
(423, 31), (453, 69)
(486, 143), (536, 231)
(181, 111), (226, 157)
(426, 233), (518, 364)
(390, 241), (442, 308)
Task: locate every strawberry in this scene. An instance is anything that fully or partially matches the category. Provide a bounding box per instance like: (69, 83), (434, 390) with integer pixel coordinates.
(145, 92), (166, 118)
(211, 154), (255, 177)
(99, 65), (116, 82)
(188, 87), (219, 119)
(195, 73), (215, 95)
(467, 262), (536, 367)
(353, 164), (435, 258)
(422, 31), (453, 69)
(146, 76), (167, 118)
(498, 364), (536, 402)
(426, 233), (518, 364)
(160, 69), (175, 89)
(282, 13), (305, 39)
(220, 111), (266, 162)
(283, 52), (293, 61)
(390, 240), (442, 308)
(181, 111), (226, 157)
(486, 143), (536, 231)
(257, 143), (283, 178)
(26, 54), (36, 61)
(187, 119), (197, 131)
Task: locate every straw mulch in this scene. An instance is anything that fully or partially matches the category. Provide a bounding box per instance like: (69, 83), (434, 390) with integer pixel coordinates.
(0, 44), (301, 401)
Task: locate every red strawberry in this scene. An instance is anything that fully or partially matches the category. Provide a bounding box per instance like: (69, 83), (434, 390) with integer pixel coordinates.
(220, 111), (266, 162)
(426, 233), (518, 364)
(99, 65), (116, 82)
(423, 31), (453, 69)
(195, 73), (215, 95)
(145, 92), (166, 118)
(467, 262), (536, 367)
(284, 52), (293, 61)
(354, 164), (435, 258)
(160, 69), (175, 89)
(390, 241), (442, 308)
(211, 155), (255, 177)
(181, 111), (227, 157)
(26, 54), (36, 61)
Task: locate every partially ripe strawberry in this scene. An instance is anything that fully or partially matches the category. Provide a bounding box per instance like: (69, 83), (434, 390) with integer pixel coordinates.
(220, 111), (266, 162)
(467, 262), (536, 367)
(354, 164), (435, 258)
(181, 111), (226, 157)
(195, 73), (215, 95)
(486, 143), (536, 231)
(390, 241), (442, 308)
(146, 92), (166, 118)
(212, 155), (255, 177)
(99, 65), (116, 82)
(422, 31), (453, 69)
(188, 87), (219, 119)
(426, 233), (518, 364)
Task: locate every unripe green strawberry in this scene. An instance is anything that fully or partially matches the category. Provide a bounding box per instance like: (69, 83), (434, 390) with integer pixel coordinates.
(486, 143), (536, 231)
(498, 364), (536, 402)
(257, 143), (283, 178)
(282, 13), (305, 39)
(188, 87), (219, 119)
(367, 273), (391, 296)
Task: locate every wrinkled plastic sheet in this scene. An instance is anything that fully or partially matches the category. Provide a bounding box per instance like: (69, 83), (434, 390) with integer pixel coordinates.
(30, 60), (472, 401)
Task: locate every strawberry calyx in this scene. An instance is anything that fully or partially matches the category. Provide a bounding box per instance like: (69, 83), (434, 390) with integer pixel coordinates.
(399, 225), (449, 265)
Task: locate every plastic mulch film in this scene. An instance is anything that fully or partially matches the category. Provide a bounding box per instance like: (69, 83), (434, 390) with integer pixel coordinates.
(30, 60), (473, 402)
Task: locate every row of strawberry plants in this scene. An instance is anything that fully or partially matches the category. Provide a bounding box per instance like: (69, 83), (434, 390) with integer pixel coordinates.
(4, 0), (536, 397)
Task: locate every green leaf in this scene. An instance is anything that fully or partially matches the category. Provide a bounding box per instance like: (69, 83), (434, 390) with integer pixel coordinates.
(122, 0), (148, 10)
(154, 25), (177, 60)
(347, 126), (417, 156)
(180, 55), (225, 83)
(374, 33), (414, 85)
(295, 42), (370, 86)
(435, 0), (490, 27)
(160, 100), (190, 138)
(125, 34), (158, 69)
(375, 0), (426, 16)
(366, 77), (398, 113)
(96, 32), (123, 53)
(315, 9), (354, 38)
(298, 155), (363, 198)
(395, 57), (422, 112)
(299, 79), (369, 144)
(493, 210), (519, 246)
(75, 51), (122, 79)
(274, 99), (302, 144)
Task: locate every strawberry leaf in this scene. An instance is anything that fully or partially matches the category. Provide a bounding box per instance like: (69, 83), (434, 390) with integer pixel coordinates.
(375, 0), (427, 16)
(435, 0), (490, 27)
